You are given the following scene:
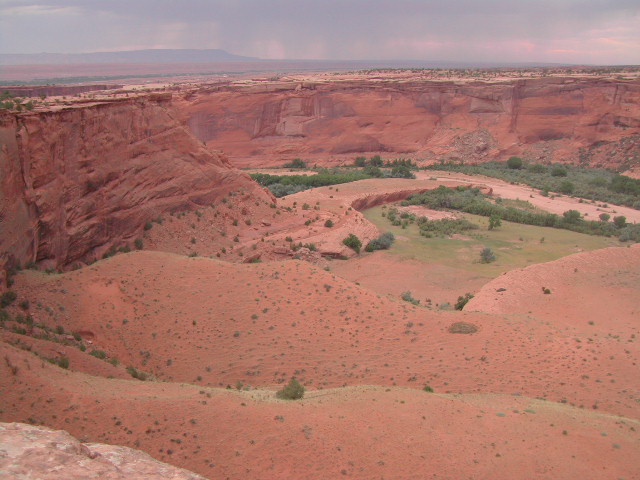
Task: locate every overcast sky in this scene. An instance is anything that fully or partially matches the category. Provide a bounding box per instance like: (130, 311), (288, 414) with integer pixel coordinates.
(0, 0), (638, 64)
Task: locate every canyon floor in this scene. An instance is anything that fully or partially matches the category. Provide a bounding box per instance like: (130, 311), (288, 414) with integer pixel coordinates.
(2, 169), (640, 479)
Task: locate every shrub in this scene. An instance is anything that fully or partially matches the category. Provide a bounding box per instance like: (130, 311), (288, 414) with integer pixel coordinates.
(89, 349), (107, 360)
(342, 234), (362, 253)
(613, 216), (626, 228)
(324, 219), (334, 228)
(276, 377), (305, 400)
(599, 213), (610, 222)
(401, 291), (420, 305)
(365, 232), (395, 251)
(454, 293), (474, 311)
(369, 155), (383, 167)
(551, 166), (568, 177)
(126, 365), (148, 381)
(558, 181), (575, 194)
(488, 214), (502, 230)
(57, 356), (69, 369)
(363, 165), (384, 177)
(134, 238), (144, 250)
(507, 156), (523, 169)
(423, 385), (434, 393)
(479, 247), (496, 263)
(618, 224), (640, 242)
(389, 165), (415, 179)
(283, 158), (307, 169)
(562, 210), (581, 224)
(0, 291), (17, 308)
(448, 322), (478, 334)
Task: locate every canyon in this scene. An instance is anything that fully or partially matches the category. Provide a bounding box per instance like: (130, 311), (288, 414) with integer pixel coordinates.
(1, 70), (640, 479)
(2, 72), (639, 274)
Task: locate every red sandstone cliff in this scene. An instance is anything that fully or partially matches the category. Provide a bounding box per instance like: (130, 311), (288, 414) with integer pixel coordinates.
(176, 77), (640, 168)
(0, 94), (271, 273)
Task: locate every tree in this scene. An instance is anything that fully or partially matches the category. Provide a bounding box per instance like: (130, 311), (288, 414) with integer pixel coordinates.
(599, 213), (610, 222)
(488, 214), (502, 230)
(613, 215), (627, 228)
(283, 158), (307, 169)
(389, 165), (415, 178)
(369, 155), (383, 167)
(363, 165), (384, 177)
(507, 156), (523, 170)
(479, 247), (496, 263)
(276, 377), (305, 400)
(342, 233), (362, 253)
(562, 210), (582, 224)
(354, 156), (367, 167)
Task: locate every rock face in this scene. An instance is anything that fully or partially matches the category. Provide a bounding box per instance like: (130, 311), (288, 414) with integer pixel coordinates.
(176, 77), (640, 168)
(0, 422), (206, 479)
(0, 94), (271, 273)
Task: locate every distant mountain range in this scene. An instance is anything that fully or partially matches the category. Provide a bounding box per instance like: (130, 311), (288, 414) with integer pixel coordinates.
(0, 49), (259, 65)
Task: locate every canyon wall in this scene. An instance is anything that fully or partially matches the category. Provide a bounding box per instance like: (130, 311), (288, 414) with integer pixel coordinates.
(176, 77), (640, 168)
(0, 94), (270, 273)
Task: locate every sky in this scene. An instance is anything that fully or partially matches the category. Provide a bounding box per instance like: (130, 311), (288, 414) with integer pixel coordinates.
(0, 0), (639, 65)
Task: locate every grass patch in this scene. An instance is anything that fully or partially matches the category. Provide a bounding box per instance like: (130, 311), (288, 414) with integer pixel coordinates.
(364, 205), (621, 277)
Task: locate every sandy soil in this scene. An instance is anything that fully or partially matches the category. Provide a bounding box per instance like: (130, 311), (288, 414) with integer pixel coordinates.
(2, 328), (639, 480)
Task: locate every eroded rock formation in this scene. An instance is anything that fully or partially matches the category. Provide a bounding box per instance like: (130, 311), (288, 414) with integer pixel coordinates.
(0, 94), (271, 273)
(176, 77), (640, 168)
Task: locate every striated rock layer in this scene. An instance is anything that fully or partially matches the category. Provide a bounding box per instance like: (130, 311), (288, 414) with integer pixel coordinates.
(176, 77), (640, 168)
(0, 422), (206, 479)
(0, 94), (271, 274)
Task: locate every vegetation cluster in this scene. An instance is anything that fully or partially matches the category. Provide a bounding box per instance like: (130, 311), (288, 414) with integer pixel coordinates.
(425, 159), (640, 209)
(402, 186), (638, 241)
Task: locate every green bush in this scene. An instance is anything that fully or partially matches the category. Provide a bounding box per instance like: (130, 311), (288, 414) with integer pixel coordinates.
(488, 214), (502, 230)
(479, 247), (496, 263)
(89, 349), (107, 360)
(365, 232), (395, 251)
(558, 180), (575, 194)
(283, 158), (307, 169)
(551, 166), (568, 177)
(342, 234), (362, 253)
(276, 377), (305, 400)
(507, 156), (523, 169)
(324, 219), (334, 228)
(126, 365), (148, 381)
(613, 216), (626, 228)
(454, 293), (474, 310)
(401, 291), (420, 305)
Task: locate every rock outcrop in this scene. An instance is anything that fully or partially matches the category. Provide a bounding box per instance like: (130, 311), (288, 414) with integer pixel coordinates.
(176, 77), (640, 168)
(0, 422), (206, 479)
(0, 94), (271, 274)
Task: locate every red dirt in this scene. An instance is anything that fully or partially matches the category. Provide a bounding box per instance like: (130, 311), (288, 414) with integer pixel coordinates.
(2, 332), (639, 480)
